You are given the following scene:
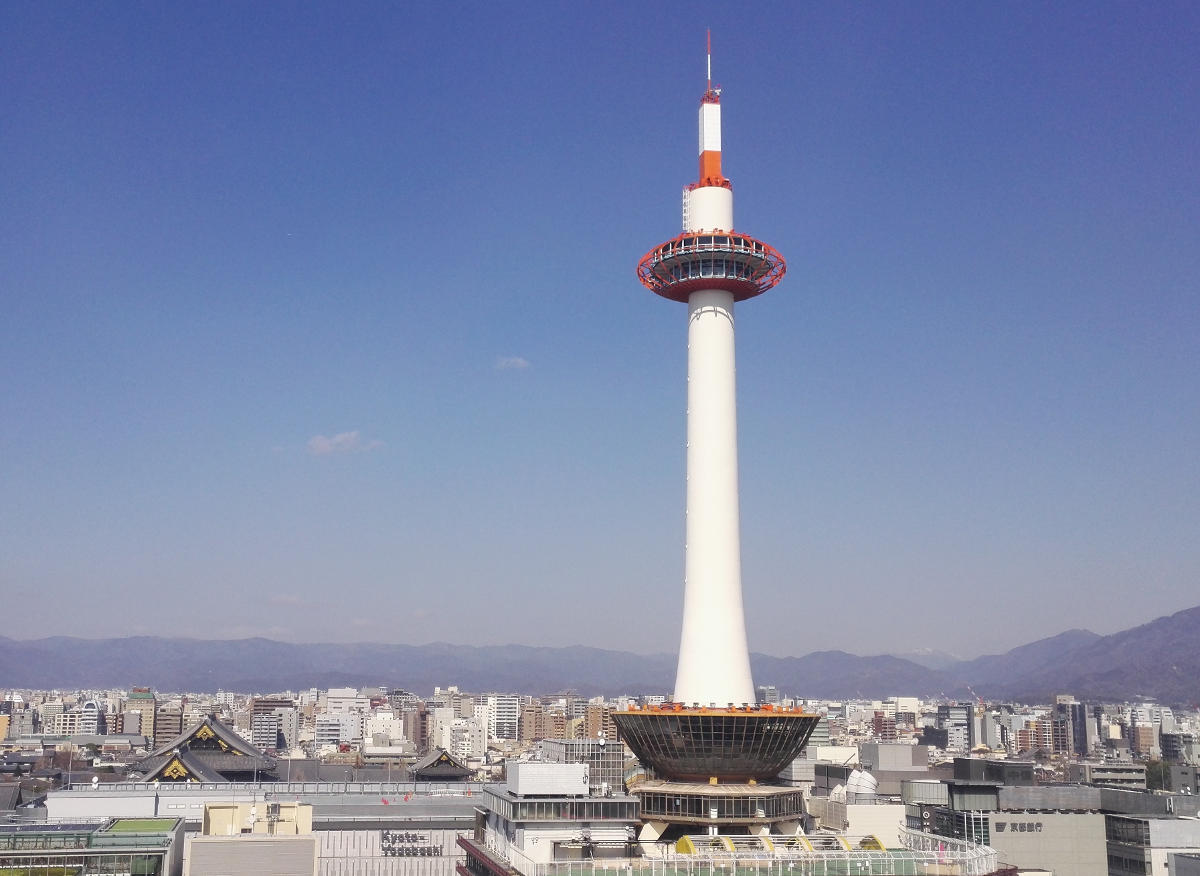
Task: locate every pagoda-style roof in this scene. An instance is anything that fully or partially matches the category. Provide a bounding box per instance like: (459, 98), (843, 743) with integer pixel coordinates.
(412, 748), (473, 780)
(146, 714), (260, 759)
(137, 714), (275, 782)
(141, 748), (225, 784)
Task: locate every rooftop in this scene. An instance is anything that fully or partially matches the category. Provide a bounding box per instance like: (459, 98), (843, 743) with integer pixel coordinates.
(460, 827), (1005, 876)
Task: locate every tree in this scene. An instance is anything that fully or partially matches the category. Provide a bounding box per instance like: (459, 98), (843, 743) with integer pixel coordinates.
(1146, 760), (1168, 791)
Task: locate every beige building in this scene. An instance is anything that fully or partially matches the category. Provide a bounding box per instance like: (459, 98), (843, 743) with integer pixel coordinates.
(185, 835), (317, 876)
(201, 801), (313, 836)
(185, 802), (317, 876)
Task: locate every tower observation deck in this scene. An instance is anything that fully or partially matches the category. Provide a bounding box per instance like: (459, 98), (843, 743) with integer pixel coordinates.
(613, 39), (815, 788)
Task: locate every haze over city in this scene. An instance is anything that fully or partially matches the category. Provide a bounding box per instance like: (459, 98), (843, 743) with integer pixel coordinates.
(2, 2), (1197, 658)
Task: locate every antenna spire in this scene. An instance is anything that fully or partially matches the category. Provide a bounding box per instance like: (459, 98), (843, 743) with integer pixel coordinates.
(706, 29), (712, 92)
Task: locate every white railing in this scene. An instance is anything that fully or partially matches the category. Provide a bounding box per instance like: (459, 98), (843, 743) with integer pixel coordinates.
(482, 829), (1001, 876)
(898, 827), (999, 876)
(56, 781), (488, 795)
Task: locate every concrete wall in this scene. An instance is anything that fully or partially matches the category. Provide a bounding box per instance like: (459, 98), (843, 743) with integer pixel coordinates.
(985, 811), (1105, 876)
(186, 835), (318, 876)
(859, 743), (928, 772)
(844, 803), (906, 847)
(998, 784), (1101, 811)
(1150, 817), (1200, 849)
(317, 829), (466, 876)
(1170, 852), (1200, 876)
(1102, 787), (1200, 817)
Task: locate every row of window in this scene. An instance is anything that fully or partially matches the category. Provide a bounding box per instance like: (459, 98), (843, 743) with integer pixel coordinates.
(0, 852), (162, 874)
(639, 791), (804, 820)
(1107, 851), (1152, 876)
(1106, 816), (1152, 846)
(657, 235), (769, 256)
(657, 257), (764, 283)
(484, 793), (639, 823)
(0, 835), (90, 850)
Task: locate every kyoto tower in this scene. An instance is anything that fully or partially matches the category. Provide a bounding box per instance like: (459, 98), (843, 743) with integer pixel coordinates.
(638, 36), (786, 709)
(614, 41), (817, 820)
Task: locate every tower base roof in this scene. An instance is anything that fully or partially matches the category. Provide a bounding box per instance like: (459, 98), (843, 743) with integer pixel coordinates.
(613, 706), (819, 783)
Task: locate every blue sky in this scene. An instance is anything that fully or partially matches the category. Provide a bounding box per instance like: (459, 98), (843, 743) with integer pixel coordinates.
(2, 2), (1197, 660)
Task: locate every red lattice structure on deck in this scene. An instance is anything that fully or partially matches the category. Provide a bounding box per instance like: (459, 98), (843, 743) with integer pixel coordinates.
(637, 231), (786, 303)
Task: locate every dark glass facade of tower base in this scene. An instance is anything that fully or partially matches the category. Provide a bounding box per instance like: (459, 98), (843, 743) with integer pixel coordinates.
(613, 710), (819, 783)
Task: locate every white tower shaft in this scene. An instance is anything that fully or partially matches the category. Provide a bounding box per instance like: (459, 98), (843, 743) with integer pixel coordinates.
(674, 167), (755, 706)
(677, 287), (755, 706)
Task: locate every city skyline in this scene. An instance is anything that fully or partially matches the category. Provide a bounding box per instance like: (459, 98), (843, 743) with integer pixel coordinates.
(2, 3), (1198, 658)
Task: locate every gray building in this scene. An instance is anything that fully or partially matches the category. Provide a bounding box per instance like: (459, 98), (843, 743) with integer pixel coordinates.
(912, 782), (1106, 876)
(1168, 764), (1200, 794)
(1107, 814), (1200, 876)
(1070, 761), (1148, 789)
(1163, 733), (1198, 765)
(538, 739), (624, 794)
(937, 703), (975, 751)
(954, 757), (1035, 786)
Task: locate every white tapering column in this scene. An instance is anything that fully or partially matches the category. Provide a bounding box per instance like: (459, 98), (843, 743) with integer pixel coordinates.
(674, 287), (755, 706)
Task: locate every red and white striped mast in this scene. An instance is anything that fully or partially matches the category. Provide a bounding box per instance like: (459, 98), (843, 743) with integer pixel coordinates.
(637, 34), (786, 707)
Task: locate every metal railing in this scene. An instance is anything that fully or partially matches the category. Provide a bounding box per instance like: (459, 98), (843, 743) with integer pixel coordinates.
(55, 781), (488, 796)
(478, 829), (999, 876)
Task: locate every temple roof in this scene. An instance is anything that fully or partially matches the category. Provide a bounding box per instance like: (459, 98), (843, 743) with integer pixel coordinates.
(412, 748), (472, 778)
(140, 748), (226, 784)
(0, 784), (23, 811)
(138, 714), (275, 782)
(146, 714), (261, 759)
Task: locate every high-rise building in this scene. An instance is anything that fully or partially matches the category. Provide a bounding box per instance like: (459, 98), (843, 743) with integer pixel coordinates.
(757, 685), (780, 705)
(326, 687), (369, 714)
(481, 694), (522, 741)
(873, 711), (898, 742)
(314, 713), (359, 747)
(519, 703), (568, 742)
(583, 704), (617, 743)
(124, 688), (156, 741)
(937, 703), (975, 752)
(1055, 696), (1089, 756)
(401, 704), (429, 753)
(153, 706), (184, 749)
(387, 688), (420, 711)
(251, 713), (282, 751)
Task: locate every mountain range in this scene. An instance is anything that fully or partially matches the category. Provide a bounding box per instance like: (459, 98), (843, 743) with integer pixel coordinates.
(2, 605), (1197, 704)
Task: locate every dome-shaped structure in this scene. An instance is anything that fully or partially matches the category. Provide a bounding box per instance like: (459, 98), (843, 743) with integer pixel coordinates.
(845, 768), (878, 801)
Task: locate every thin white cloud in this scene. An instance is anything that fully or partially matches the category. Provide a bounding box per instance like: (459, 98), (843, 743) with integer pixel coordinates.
(306, 430), (383, 456)
(268, 594), (308, 607)
(495, 356), (530, 370)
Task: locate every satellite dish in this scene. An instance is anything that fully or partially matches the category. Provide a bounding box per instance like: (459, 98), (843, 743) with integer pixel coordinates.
(91, 776), (99, 789)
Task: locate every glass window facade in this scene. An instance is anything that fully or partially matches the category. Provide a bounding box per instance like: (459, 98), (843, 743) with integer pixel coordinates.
(483, 789), (639, 823)
(637, 789), (805, 822)
(612, 712), (819, 782)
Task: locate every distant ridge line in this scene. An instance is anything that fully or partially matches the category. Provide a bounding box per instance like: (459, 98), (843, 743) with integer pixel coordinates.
(2, 604), (1197, 702)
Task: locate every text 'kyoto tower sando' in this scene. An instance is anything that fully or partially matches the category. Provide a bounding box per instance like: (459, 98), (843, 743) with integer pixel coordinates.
(613, 42), (818, 832)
